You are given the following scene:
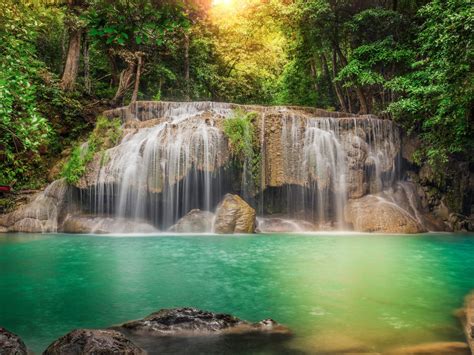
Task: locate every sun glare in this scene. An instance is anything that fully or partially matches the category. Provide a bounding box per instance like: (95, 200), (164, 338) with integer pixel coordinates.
(212, 0), (233, 6)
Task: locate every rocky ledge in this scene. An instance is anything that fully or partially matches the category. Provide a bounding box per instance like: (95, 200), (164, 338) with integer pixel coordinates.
(0, 308), (289, 354)
(116, 307), (289, 336)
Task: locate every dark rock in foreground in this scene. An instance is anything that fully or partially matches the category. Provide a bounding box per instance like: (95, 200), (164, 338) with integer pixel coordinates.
(117, 307), (289, 336)
(43, 329), (145, 355)
(0, 328), (27, 355)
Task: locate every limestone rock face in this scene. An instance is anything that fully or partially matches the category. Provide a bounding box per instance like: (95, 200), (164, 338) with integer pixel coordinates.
(118, 308), (289, 336)
(0, 179), (73, 233)
(344, 194), (425, 234)
(0, 328), (27, 355)
(168, 209), (214, 233)
(60, 215), (158, 234)
(44, 329), (144, 355)
(213, 194), (256, 234)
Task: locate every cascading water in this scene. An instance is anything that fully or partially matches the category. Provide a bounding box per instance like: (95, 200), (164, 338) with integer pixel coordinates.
(3, 101), (433, 234)
(80, 102), (234, 229)
(84, 102), (402, 230)
(264, 112), (400, 228)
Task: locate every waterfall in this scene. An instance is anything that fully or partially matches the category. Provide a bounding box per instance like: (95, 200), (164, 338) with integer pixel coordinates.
(73, 102), (408, 232)
(274, 113), (400, 228)
(81, 103), (233, 229)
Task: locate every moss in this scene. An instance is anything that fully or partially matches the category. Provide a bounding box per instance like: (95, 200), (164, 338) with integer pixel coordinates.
(223, 109), (262, 193)
(223, 109), (258, 159)
(62, 116), (122, 184)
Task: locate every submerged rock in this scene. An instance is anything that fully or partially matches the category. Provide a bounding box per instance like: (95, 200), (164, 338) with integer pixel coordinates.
(60, 215), (158, 234)
(117, 307), (289, 336)
(387, 342), (470, 354)
(213, 194), (256, 234)
(461, 292), (474, 354)
(168, 209), (214, 233)
(0, 327), (27, 355)
(43, 329), (145, 355)
(344, 194), (425, 233)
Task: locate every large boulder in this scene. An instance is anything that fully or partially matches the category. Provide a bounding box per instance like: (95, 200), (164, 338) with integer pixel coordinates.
(213, 194), (256, 234)
(0, 328), (27, 355)
(43, 329), (145, 355)
(117, 308), (289, 336)
(344, 194), (425, 233)
(168, 209), (214, 233)
(60, 215), (158, 234)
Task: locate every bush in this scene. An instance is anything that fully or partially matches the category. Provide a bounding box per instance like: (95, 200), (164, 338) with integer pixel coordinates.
(62, 116), (122, 184)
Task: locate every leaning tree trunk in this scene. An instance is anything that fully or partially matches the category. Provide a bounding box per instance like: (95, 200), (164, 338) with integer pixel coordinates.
(112, 51), (139, 105)
(113, 64), (136, 105)
(61, 27), (82, 91)
(131, 54), (144, 103)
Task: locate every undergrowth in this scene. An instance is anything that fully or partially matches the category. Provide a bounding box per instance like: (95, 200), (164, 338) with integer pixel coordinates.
(62, 116), (122, 184)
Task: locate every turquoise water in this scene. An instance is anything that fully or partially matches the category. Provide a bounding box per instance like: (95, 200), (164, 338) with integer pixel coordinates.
(0, 233), (473, 353)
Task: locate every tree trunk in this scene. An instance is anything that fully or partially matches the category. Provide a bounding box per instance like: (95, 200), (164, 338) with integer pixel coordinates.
(328, 51), (348, 113)
(113, 61), (136, 105)
(334, 46), (369, 114)
(83, 36), (91, 95)
(345, 88), (353, 113)
(61, 27), (82, 91)
(61, 0), (85, 92)
(309, 58), (319, 92)
(131, 55), (143, 103)
(184, 33), (190, 100)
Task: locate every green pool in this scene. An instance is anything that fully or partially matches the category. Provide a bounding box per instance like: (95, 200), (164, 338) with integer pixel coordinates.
(0, 233), (473, 353)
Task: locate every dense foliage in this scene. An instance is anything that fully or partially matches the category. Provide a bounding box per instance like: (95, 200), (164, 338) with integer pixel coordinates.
(0, 0), (472, 189)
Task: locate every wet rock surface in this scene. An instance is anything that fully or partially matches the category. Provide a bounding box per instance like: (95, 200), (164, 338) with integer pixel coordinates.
(345, 194), (425, 233)
(462, 292), (474, 353)
(0, 179), (73, 233)
(117, 308), (289, 336)
(113, 308), (292, 354)
(168, 209), (214, 233)
(0, 327), (27, 355)
(213, 194), (256, 233)
(256, 217), (316, 233)
(43, 329), (145, 355)
(60, 215), (158, 234)
(387, 342), (470, 354)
